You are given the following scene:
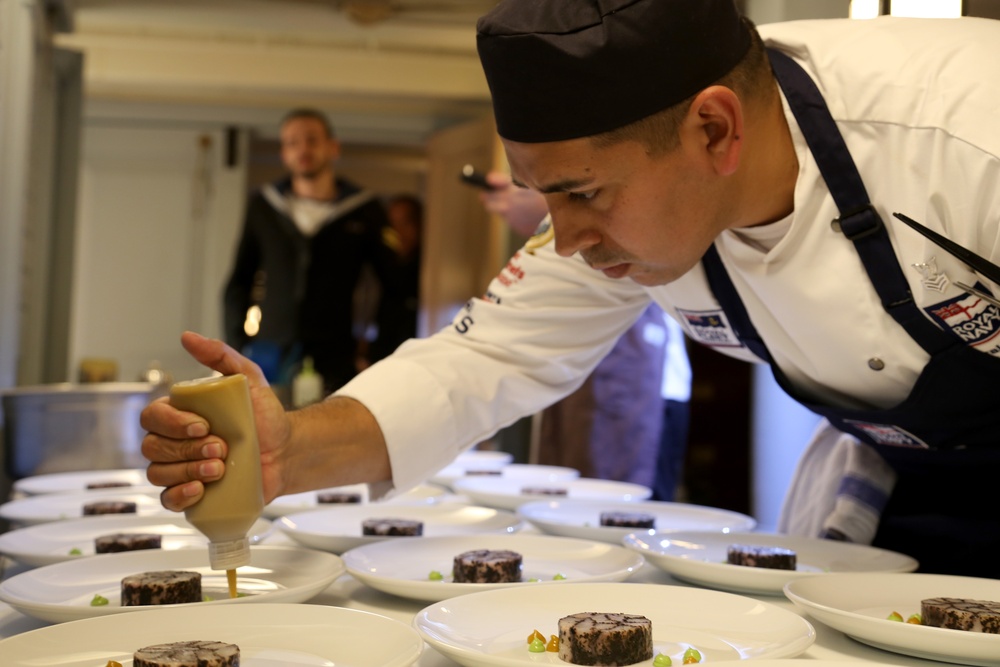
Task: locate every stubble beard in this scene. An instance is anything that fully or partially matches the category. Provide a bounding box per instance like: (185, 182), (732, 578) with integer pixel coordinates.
(295, 164), (329, 181)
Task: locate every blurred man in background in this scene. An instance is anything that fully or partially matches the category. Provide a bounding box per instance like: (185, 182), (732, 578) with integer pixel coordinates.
(223, 108), (395, 393)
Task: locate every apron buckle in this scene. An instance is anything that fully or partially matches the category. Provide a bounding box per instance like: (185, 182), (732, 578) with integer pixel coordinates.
(831, 204), (882, 240)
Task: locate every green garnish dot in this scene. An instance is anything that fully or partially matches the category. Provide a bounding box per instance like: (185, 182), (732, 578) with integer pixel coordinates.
(552, 573), (566, 580)
(528, 577), (540, 582)
(69, 547), (82, 556)
(203, 595), (213, 602)
(528, 638), (546, 653)
(654, 654), (673, 667)
(428, 570), (444, 581)
(90, 594), (109, 607)
(906, 613), (922, 624)
(887, 611), (903, 622)
(683, 648), (702, 664)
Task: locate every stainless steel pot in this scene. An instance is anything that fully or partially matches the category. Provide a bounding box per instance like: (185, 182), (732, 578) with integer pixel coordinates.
(1, 382), (162, 479)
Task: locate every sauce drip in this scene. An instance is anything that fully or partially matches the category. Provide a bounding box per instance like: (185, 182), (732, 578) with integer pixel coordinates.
(227, 568), (238, 599)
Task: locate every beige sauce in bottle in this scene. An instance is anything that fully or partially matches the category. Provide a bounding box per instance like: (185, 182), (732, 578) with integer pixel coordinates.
(169, 373), (264, 596)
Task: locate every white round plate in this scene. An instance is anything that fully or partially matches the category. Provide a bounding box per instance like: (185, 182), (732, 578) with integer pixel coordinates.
(429, 450), (516, 487)
(784, 572), (1000, 666)
(452, 477), (650, 511)
(0, 514), (274, 567)
(432, 463), (579, 491)
(414, 582), (816, 667)
(342, 533), (643, 602)
(625, 530), (919, 595)
(278, 502), (522, 554)
(262, 483), (450, 519)
(0, 545), (345, 624)
(519, 499), (757, 545)
(13, 468), (154, 496)
(0, 488), (171, 526)
(0, 602), (423, 667)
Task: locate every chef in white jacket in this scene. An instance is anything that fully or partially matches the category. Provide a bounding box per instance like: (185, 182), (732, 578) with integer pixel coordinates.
(142, 0), (1000, 577)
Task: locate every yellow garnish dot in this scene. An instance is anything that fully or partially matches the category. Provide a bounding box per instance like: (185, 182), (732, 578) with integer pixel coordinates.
(527, 629), (545, 644)
(546, 635), (559, 652)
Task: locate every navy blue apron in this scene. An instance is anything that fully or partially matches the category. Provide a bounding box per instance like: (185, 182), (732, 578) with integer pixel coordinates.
(700, 48), (1000, 578)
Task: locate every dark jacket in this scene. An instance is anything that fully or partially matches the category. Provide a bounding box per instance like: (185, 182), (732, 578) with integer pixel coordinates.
(223, 177), (393, 391)
(367, 245), (420, 364)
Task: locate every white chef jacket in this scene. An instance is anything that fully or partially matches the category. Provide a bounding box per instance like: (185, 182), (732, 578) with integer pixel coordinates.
(338, 16), (1000, 494)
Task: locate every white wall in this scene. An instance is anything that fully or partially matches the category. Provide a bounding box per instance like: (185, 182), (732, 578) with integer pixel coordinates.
(70, 124), (247, 382)
(0, 0), (42, 390)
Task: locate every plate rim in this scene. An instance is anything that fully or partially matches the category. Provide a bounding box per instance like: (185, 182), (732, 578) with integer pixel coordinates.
(517, 498), (757, 528)
(277, 502), (524, 553)
(452, 477), (653, 511)
(0, 544), (345, 624)
(262, 482), (451, 518)
(414, 581), (816, 667)
(0, 488), (170, 525)
(453, 476), (652, 496)
(783, 572), (1000, 666)
(624, 530), (919, 595)
(516, 499), (757, 545)
(0, 601), (423, 667)
(12, 468), (152, 496)
(342, 533), (644, 602)
(0, 513), (274, 567)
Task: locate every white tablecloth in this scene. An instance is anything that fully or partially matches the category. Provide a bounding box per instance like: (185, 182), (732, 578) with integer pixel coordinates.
(0, 523), (944, 666)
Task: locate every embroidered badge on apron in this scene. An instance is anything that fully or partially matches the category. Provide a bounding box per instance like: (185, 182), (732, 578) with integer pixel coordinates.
(677, 308), (743, 348)
(910, 256), (949, 292)
(924, 282), (1000, 352)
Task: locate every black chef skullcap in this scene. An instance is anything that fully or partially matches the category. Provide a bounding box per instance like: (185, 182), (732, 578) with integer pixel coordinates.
(477, 0), (752, 143)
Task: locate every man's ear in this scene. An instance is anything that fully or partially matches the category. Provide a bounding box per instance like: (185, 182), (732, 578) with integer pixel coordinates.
(684, 85), (744, 176)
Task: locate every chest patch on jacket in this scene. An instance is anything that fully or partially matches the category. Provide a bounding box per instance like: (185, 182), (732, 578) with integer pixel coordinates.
(924, 282), (1000, 355)
(677, 308), (743, 348)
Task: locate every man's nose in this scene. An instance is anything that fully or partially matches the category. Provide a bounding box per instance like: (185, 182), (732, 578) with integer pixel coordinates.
(550, 210), (601, 258)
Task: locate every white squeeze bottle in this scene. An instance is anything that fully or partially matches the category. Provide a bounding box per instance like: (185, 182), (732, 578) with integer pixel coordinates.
(169, 373), (264, 597)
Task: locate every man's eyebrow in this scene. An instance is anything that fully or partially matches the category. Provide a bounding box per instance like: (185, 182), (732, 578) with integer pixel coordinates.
(510, 176), (596, 194)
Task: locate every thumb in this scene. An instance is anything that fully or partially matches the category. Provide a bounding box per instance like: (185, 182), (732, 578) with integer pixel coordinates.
(179, 331), (268, 387)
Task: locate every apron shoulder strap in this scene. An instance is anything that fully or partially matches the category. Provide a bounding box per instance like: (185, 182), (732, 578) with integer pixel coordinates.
(769, 48), (955, 355)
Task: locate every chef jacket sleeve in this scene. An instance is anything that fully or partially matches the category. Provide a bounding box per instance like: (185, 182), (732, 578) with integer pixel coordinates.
(335, 223), (653, 494)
